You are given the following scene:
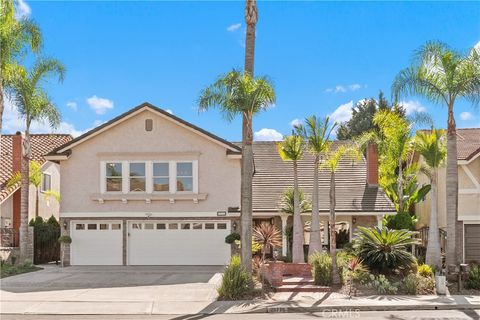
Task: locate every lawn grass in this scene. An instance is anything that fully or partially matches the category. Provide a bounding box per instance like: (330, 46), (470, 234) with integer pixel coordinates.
(0, 263), (42, 278)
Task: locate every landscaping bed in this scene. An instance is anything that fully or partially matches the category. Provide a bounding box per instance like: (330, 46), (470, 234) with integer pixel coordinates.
(1, 262), (42, 278)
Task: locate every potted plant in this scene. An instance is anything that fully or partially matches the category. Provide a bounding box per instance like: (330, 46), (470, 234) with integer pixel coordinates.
(58, 235), (72, 268)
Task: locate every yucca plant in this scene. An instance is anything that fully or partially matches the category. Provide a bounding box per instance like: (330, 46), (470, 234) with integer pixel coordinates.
(217, 255), (253, 300)
(354, 226), (418, 273)
(253, 222), (282, 261)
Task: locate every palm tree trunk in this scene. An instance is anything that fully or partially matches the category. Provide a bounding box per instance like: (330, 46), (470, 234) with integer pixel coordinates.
(309, 154), (321, 256)
(397, 158), (404, 214)
(426, 169), (441, 270)
(240, 0), (258, 274)
(19, 129), (31, 261)
(445, 104), (460, 266)
(292, 160), (304, 263)
(330, 171), (340, 285)
(0, 76), (4, 133)
(241, 113), (253, 273)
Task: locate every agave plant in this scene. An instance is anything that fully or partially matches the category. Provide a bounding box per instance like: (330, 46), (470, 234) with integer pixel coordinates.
(354, 226), (418, 273)
(252, 222), (282, 261)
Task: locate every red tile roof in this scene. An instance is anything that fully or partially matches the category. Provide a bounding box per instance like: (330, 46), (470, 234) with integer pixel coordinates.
(0, 134), (72, 202)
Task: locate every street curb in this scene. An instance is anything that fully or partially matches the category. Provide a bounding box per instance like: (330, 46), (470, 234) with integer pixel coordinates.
(247, 304), (480, 314)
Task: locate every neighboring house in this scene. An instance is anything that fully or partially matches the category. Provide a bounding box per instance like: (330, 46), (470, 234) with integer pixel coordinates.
(0, 133), (72, 246)
(250, 141), (396, 257)
(416, 128), (480, 263)
(46, 102), (396, 266)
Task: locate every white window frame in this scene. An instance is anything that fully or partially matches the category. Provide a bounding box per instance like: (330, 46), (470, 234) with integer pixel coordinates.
(128, 162), (147, 193)
(101, 160), (198, 195)
(40, 172), (52, 193)
(152, 162), (170, 194)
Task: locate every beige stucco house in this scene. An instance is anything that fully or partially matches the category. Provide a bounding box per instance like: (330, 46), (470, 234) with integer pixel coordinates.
(0, 133), (72, 247)
(46, 102), (395, 266)
(415, 128), (480, 263)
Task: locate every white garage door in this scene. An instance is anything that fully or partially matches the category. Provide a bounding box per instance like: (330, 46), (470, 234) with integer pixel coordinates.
(128, 221), (231, 265)
(71, 221), (123, 265)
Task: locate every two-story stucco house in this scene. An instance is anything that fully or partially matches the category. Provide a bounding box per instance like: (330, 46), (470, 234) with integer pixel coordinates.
(416, 128), (480, 263)
(0, 133), (72, 246)
(46, 102), (396, 266)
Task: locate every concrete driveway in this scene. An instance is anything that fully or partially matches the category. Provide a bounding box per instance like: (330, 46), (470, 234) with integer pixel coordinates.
(1, 265), (225, 315)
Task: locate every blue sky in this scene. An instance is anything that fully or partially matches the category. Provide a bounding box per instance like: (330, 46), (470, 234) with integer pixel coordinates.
(3, 1), (480, 140)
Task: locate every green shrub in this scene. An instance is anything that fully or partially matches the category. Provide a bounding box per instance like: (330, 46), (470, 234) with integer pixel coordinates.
(22, 259), (33, 268)
(217, 255), (253, 300)
(402, 273), (435, 295)
(343, 257), (369, 284)
(418, 264), (433, 278)
(225, 233), (240, 244)
(58, 235), (72, 244)
(368, 274), (398, 294)
(384, 212), (416, 230)
(309, 252), (332, 286)
(466, 265), (480, 290)
(354, 227), (418, 273)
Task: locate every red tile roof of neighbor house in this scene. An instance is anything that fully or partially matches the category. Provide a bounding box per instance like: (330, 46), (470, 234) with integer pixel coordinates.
(0, 133), (73, 203)
(456, 128), (480, 161)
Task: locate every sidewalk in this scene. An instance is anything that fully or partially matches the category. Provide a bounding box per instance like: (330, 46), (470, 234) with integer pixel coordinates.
(2, 291), (479, 315)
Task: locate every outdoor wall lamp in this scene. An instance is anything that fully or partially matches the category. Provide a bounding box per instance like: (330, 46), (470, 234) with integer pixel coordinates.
(233, 222), (237, 230)
(352, 217), (357, 224)
(63, 221), (68, 229)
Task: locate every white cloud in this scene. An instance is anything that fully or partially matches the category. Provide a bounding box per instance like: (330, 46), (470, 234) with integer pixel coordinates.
(398, 100), (426, 115)
(329, 101), (354, 124)
(325, 84), (364, 94)
(86, 95), (114, 115)
(15, 0), (31, 19)
(460, 111), (474, 121)
(253, 128), (283, 141)
(2, 98), (84, 137)
(348, 84), (362, 91)
(227, 23), (241, 32)
(290, 118), (302, 128)
(165, 109), (173, 114)
(474, 41), (480, 52)
(66, 101), (77, 111)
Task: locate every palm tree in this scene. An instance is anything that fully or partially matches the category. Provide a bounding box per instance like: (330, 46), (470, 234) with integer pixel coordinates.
(8, 58), (65, 260)
(244, 0), (257, 75)
(321, 145), (361, 284)
(198, 70), (275, 272)
(277, 133), (305, 263)
(0, 0), (42, 151)
(7, 160), (61, 218)
(252, 222), (282, 261)
(279, 187), (312, 216)
(414, 129), (447, 270)
(295, 116), (336, 256)
(392, 41), (480, 266)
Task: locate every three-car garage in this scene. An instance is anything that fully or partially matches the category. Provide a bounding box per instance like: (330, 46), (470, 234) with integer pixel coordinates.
(70, 220), (231, 266)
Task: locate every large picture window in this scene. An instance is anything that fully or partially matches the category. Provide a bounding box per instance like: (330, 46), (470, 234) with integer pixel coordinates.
(106, 162), (122, 192)
(153, 163), (169, 192)
(129, 163), (146, 192)
(176, 162), (193, 192)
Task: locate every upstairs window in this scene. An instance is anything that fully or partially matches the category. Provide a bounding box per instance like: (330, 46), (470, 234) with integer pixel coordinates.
(106, 162), (122, 192)
(153, 163), (169, 192)
(41, 173), (51, 192)
(176, 162), (193, 192)
(129, 163), (146, 192)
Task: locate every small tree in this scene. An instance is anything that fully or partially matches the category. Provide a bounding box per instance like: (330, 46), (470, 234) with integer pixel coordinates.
(252, 222), (282, 261)
(58, 235), (72, 268)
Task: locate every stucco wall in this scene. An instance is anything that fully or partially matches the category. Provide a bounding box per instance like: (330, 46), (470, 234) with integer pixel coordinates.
(59, 109), (241, 215)
(416, 156), (480, 228)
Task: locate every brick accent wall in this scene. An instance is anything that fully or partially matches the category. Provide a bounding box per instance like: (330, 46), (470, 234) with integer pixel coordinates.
(262, 262), (312, 286)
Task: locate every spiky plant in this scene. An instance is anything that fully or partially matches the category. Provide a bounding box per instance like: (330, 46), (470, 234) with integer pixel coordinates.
(354, 226), (419, 273)
(253, 222), (282, 261)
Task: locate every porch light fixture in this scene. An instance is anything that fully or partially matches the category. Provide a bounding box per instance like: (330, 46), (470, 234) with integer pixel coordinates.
(352, 217), (357, 224)
(63, 221), (68, 229)
(233, 222), (237, 230)
(145, 212), (152, 219)
(217, 211), (227, 217)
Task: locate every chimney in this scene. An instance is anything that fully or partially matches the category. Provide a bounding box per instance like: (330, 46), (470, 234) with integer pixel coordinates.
(12, 131), (23, 172)
(366, 142), (379, 186)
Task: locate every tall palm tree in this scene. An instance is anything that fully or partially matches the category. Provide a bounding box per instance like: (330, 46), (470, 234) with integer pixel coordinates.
(392, 41), (480, 265)
(8, 58), (65, 260)
(414, 129), (446, 270)
(321, 145), (361, 284)
(277, 133), (305, 263)
(0, 0), (42, 151)
(198, 70), (275, 272)
(296, 116), (336, 256)
(240, 0), (258, 273)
